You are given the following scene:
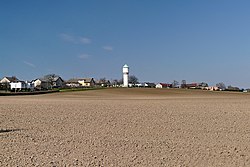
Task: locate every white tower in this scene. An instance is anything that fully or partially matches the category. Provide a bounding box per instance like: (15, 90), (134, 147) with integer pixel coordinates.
(123, 64), (129, 87)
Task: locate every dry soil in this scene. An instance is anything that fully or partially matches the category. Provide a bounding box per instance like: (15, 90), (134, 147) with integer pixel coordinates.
(1, 88), (250, 166)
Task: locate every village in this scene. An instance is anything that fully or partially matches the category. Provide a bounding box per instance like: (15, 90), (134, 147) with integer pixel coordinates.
(0, 64), (246, 93)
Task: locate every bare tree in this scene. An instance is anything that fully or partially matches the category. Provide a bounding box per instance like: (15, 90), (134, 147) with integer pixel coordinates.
(172, 80), (179, 88)
(181, 80), (186, 88)
(216, 82), (226, 90)
(111, 79), (119, 86)
(111, 79), (123, 86)
(129, 75), (139, 85)
(43, 74), (59, 89)
(43, 74), (59, 80)
(99, 78), (106, 83)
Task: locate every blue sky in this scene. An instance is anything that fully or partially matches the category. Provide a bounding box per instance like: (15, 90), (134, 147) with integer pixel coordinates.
(1, 0), (250, 88)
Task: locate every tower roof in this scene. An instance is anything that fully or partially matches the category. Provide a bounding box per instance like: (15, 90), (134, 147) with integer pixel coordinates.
(123, 64), (129, 68)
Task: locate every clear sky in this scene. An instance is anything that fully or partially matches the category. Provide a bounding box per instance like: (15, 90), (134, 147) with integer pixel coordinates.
(1, 0), (250, 88)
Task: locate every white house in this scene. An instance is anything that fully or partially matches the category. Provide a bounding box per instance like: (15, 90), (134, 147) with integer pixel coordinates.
(0, 76), (19, 84)
(32, 79), (52, 90)
(156, 83), (163, 88)
(10, 81), (35, 91)
(32, 79), (42, 88)
(156, 83), (172, 88)
(10, 81), (26, 91)
(78, 78), (95, 87)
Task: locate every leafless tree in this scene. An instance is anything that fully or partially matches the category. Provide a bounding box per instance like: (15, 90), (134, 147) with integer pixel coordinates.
(216, 82), (226, 90)
(172, 80), (179, 88)
(181, 80), (186, 88)
(99, 78), (106, 83)
(129, 75), (139, 85)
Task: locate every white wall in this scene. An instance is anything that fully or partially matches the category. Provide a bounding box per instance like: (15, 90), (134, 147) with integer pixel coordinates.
(156, 84), (163, 88)
(123, 73), (128, 87)
(10, 82), (25, 90)
(33, 80), (42, 87)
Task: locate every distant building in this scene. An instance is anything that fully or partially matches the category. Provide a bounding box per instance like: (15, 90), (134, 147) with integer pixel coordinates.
(66, 79), (81, 87)
(0, 76), (19, 84)
(66, 78), (95, 87)
(227, 86), (240, 91)
(203, 86), (219, 91)
(10, 81), (26, 91)
(78, 78), (95, 87)
(32, 76), (64, 90)
(142, 82), (156, 88)
(51, 76), (64, 88)
(135, 83), (143, 87)
(25, 81), (35, 91)
(9, 80), (34, 92)
(32, 79), (42, 88)
(182, 82), (208, 89)
(156, 83), (172, 88)
(0, 76), (20, 91)
(185, 83), (199, 89)
(32, 79), (52, 90)
(95, 80), (111, 87)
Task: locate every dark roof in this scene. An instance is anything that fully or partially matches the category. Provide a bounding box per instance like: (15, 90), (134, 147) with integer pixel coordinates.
(33, 76), (64, 83)
(52, 76), (64, 82)
(67, 78), (79, 83)
(83, 78), (94, 83)
(186, 83), (198, 87)
(159, 83), (172, 87)
(33, 78), (49, 82)
(4, 76), (19, 82)
(144, 82), (156, 87)
(96, 80), (110, 84)
(66, 78), (95, 83)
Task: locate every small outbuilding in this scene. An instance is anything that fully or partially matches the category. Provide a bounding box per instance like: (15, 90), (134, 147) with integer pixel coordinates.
(156, 83), (172, 88)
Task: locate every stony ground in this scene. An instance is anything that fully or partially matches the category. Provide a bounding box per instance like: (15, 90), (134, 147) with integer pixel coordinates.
(1, 88), (250, 166)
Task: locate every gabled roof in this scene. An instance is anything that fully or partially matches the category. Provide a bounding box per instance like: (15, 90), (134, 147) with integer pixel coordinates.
(82, 78), (94, 83)
(96, 80), (110, 84)
(186, 83), (198, 87)
(66, 78), (95, 83)
(11, 80), (26, 84)
(67, 78), (80, 83)
(77, 78), (95, 83)
(33, 76), (64, 82)
(33, 78), (47, 82)
(3, 76), (19, 82)
(159, 83), (172, 87)
(52, 76), (64, 82)
(144, 82), (156, 87)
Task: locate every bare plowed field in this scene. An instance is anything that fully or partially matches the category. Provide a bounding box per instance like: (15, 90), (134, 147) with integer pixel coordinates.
(1, 88), (250, 166)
